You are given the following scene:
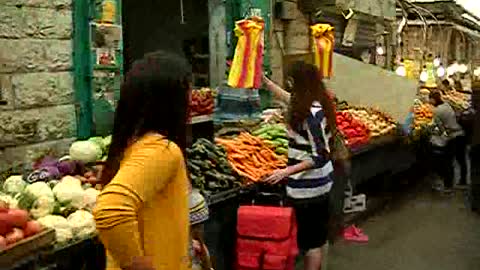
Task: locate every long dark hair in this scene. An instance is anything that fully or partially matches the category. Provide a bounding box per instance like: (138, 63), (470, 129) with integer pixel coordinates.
(287, 61), (336, 146)
(101, 51), (192, 184)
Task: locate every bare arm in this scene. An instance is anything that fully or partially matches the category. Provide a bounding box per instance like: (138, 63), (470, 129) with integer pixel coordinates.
(263, 75), (291, 103)
(285, 160), (314, 175)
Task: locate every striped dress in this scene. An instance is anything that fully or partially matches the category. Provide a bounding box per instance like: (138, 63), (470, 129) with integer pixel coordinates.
(286, 101), (334, 199)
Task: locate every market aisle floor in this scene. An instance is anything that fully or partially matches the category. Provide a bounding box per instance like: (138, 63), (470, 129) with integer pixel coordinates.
(326, 181), (480, 270)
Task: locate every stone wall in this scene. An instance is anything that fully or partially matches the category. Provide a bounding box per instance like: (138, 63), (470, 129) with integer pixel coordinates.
(0, 0), (76, 173)
(270, 0), (311, 87)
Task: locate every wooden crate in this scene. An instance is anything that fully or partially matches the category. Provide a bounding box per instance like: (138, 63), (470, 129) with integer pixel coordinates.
(0, 228), (56, 268)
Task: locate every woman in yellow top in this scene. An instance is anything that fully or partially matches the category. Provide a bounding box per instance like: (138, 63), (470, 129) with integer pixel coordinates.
(93, 51), (192, 270)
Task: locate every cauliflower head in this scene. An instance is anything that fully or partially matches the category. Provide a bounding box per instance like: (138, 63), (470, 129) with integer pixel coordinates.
(30, 195), (56, 219)
(53, 178), (86, 209)
(3, 175), (27, 195)
(83, 188), (100, 210)
(69, 141), (102, 163)
(25, 182), (54, 199)
(0, 193), (19, 209)
(60, 176), (82, 187)
(67, 210), (96, 239)
(37, 215), (73, 244)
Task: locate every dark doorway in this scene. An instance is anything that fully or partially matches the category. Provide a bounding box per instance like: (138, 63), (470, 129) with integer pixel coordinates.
(122, 0), (210, 86)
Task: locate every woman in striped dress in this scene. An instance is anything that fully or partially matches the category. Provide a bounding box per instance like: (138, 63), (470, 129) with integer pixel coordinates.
(263, 62), (337, 270)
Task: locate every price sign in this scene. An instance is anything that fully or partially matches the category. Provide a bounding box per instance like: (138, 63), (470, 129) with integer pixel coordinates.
(249, 8), (262, 17)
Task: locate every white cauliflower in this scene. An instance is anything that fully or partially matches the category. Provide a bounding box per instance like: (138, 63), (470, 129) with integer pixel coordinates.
(37, 215), (74, 244)
(83, 188), (100, 210)
(30, 195), (56, 219)
(25, 182), (54, 199)
(3, 175), (27, 195)
(60, 176), (82, 187)
(53, 177), (86, 209)
(67, 210), (96, 239)
(0, 193), (19, 209)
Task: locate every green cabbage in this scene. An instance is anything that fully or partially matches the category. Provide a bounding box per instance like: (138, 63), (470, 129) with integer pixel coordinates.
(69, 141), (102, 163)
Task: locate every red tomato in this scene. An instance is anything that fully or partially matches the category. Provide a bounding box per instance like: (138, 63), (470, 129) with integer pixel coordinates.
(0, 213), (14, 235)
(0, 236), (7, 250)
(23, 221), (42, 237)
(5, 228), (24, 245)
(7, 209), (29, 228)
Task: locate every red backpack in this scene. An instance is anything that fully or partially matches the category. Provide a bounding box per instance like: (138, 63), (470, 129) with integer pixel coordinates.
(235, 205), (298, 270)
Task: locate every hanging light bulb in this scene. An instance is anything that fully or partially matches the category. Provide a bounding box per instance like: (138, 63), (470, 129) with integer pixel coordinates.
(433, 58), (441, 67)
(450, 62), (459, 72)
(376, 46), (385, 56)
(420, 70), (428, 82)
(458, 64), (468, 73)
(447, 65), (456, 76)
(436, 66), (446, 77)
(474, 67), (480, 77)
(395, 65), (406, 76)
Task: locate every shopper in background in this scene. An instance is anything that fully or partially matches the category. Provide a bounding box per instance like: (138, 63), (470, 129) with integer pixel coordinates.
(263, 62), (336, 270)
(441, 79), (454, 92)
(429, 91), (468, 192)
(189, 188), (214, 270)
(93, 51), (192, 270)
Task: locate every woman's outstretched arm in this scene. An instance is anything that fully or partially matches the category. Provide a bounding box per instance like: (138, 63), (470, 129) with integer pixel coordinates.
(263, 75), (291, 103)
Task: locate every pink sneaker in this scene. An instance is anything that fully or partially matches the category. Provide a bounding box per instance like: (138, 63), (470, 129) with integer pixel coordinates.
(343, 225), (369, 243)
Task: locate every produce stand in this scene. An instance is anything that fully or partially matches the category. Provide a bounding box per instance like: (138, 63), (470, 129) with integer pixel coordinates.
(1, 229), (56, 270)
(203, 187), (243, 270)
(6, 236), (105, 270)
(203, 183), (263, 270)
(349, 136), (416, 187)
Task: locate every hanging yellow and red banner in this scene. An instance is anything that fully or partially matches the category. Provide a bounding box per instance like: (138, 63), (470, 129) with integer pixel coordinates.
(228, 18), (265, 89)
(311, 24), (334, 79)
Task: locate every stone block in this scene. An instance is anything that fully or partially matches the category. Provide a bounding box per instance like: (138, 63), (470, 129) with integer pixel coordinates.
(271, 66), (284, 86)
(0, 6), (72, 39)
(271, 46), (283, 69)
(0, 0), (71, 9)
(0, 39), (72, 73)
(285, 11), (309, 53)
(0, 104), (76, 147)
(0, 75), (15, 110)
(0, 138), (75, 173)
(13, 72), (74, 109)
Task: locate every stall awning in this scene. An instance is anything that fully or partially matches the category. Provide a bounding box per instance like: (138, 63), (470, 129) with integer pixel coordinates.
(405, 20), (480, 39)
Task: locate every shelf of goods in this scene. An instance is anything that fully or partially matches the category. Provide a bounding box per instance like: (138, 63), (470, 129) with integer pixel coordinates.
(0, 135), (112, 270)
(443, 90), (472, 113)
(190, 88), (215, 118)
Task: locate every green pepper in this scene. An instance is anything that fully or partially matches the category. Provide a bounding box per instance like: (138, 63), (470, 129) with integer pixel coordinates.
(276, 147), (288, 155)
(257, 133), (272, 140)
(252, 126), (271, 136)
(275, 138), (289, 146)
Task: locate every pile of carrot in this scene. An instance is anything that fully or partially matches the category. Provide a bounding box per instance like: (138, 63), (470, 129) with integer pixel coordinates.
(215, 132), (287, 182)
